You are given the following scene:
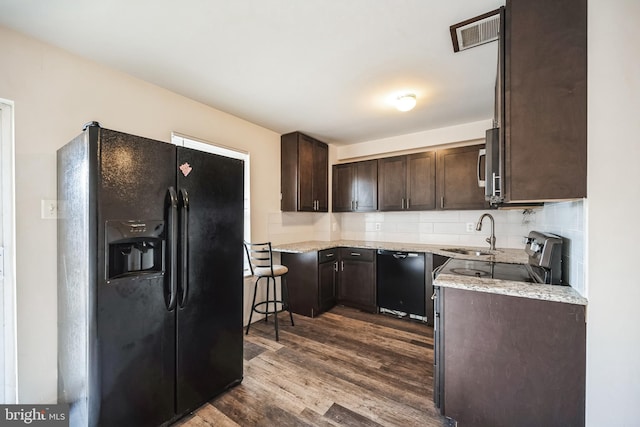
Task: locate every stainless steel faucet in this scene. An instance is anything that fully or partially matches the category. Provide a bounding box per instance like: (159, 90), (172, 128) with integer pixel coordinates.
(476, 213), (496, 250)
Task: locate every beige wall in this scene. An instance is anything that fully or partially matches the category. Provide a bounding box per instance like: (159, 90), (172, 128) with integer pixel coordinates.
(586, 1), (640, 424)
(0, 25), (306, 403)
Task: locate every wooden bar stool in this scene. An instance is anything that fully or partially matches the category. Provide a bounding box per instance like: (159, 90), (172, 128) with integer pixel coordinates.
(243, 241), (294, 341)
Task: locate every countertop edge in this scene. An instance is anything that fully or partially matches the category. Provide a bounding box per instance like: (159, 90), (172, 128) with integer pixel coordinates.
(434, 273), (588, 306)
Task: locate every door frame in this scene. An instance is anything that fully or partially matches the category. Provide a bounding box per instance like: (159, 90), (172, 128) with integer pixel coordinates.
(0, 99), (17, 403)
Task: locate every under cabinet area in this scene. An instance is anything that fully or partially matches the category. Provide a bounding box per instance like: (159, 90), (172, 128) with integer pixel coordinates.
(436, 287), (586, 427)
(281, 131), (328, 212)
(332, 160), (377, 212)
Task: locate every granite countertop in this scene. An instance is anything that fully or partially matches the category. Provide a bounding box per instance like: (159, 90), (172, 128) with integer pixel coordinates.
(272, 239), (528, 264)
(272, 239), (587, 306)
(434, 273), (587, 305)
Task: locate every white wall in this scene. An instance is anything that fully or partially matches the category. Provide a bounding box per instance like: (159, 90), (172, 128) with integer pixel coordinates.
(586, 1), (640, 424)
(0, 26), (318, 403)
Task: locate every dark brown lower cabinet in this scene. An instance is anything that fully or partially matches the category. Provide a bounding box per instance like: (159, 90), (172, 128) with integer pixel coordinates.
(337, 248), (376, 312)
(440, 287), (585, 427)
(281, 249), (337, 318)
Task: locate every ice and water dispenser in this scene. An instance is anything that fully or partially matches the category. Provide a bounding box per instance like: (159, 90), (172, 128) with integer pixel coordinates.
(106, 220), (165, 281)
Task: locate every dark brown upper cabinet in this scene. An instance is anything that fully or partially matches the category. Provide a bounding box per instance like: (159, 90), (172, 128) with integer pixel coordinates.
(281, 132), (328, 212)
(332, 160), (378, 212)
(378, 152), (436, 211)
(437, 144), (488, 210)
(504, 0), (587, 202)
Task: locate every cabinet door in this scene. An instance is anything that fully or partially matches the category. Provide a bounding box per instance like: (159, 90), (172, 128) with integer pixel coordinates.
(281, 132), (329, 212)
(505, 0), (586, 202)
(338, 249), (376, 312)
(298, 134), (316, 211)
(407, 152), (436, 210)
(354, 160), (378, 212)
(318, 260), (337, 312)
(332, 163), (355, 212)
(436, 145), (487, 210)
(378, 156), (407, 211)
(281, 252), (319, 317)
(313, 140), (329, 212)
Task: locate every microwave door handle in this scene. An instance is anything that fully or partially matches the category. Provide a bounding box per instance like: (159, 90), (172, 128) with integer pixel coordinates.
(477, 148), (486, 188)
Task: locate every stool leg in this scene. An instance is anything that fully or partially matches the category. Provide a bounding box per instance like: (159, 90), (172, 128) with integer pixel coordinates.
(246, 277), (260, 335)
(265, 276), (270, 323)
(272, 276), (280, 341)
(283, 274), (294, 326)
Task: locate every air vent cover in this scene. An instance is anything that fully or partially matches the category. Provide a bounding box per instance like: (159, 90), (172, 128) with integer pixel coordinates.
(450, 9), (501, 52)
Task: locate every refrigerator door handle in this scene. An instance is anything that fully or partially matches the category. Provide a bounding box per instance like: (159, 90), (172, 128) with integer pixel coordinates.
(167, 187), (179, 311)
(178, 188), (190, 308)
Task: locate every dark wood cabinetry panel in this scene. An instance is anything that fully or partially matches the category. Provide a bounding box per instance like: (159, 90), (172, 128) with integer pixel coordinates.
(354, 160), (378, 212)
(282, 249), (338, 318)
(332, 160), (377, 212)
(378, 152), (436, 211)
(332, 163), (355, 212)
(313, 141), (329, 211)
(407, 152), (436, 210)
(337, 248), (376, 312)
(281, 132), (328, 212)
(436, 144), (487, 210)
(377, 156), (407, 211)
(318, 258), (338, 312)
(504, 0), (587, 202)
(441, 287), (585, 426)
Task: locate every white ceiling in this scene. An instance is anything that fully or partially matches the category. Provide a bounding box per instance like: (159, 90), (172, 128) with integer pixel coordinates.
(0, 0), (503, 145)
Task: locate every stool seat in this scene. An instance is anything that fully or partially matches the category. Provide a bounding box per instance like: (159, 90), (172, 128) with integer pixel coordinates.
(243, 241), (294, 341)
(254, 265), (288, 277)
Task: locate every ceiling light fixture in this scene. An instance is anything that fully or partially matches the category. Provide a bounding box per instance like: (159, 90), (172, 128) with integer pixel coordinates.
(395, 94), (417, 112)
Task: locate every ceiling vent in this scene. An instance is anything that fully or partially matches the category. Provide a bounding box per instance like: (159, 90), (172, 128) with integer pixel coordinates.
(450, 9), (501, 52)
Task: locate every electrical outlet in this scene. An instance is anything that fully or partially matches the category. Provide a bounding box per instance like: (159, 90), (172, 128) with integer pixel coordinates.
(466, 222), (475, 232)
(375, 223), (382, 231)
(41, 199), (59, 219)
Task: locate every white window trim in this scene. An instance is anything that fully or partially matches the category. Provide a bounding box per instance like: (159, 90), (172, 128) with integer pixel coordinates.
(170, 133), (251, 275)
(1, 99), (17, 404)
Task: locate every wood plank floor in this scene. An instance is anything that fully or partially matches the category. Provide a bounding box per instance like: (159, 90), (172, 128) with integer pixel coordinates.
(174, 306), (448, 426)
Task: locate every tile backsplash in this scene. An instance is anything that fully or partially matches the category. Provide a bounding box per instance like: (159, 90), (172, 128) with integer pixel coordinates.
(536, 200), (586, 295)
(336, 209), (539, 249)
(267, 200), (586, 295)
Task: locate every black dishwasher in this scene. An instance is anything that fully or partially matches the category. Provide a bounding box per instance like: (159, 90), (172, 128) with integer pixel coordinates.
(376, 250), (426, 318)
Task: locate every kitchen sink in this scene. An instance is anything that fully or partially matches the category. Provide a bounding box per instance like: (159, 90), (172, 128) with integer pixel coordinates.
(440, 248), (494, 256)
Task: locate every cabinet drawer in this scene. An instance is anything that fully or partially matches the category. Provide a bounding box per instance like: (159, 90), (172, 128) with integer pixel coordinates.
(319, 249), (338, 264)
(339, 248), (374, 262)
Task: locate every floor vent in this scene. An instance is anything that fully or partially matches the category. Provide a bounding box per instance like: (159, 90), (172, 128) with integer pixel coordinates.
(450, 9), (501, 52)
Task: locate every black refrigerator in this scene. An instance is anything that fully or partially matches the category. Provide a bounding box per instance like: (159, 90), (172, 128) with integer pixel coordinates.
(57, 123), (244, 426)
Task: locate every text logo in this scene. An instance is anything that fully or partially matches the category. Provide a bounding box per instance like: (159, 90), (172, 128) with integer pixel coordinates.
(0, 405), (68, 426)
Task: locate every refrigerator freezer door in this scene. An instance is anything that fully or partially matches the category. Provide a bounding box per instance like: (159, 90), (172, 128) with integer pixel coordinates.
(97, 129), (177, 426)
(175, 147), (244, 415)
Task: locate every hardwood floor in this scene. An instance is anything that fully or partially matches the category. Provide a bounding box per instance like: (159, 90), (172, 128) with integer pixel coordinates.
(175, 306), (448, 426)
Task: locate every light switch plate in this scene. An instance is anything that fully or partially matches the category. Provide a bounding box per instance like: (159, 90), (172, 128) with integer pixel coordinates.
(41, 199), (59, 219)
